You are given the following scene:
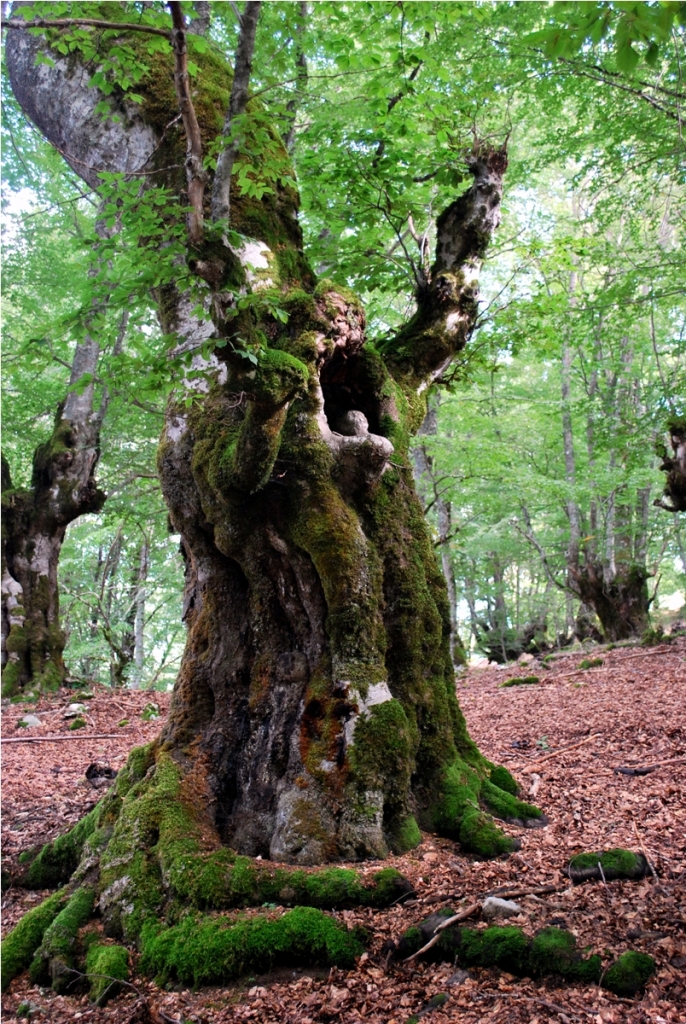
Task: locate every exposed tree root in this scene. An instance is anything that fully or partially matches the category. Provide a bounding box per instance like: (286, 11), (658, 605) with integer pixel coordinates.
(1, 743), (543, 996)
(394, 910), (656, 997)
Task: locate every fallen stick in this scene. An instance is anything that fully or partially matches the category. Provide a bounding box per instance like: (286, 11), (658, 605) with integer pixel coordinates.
(403, 902), (480, 962)
(482, 990), (595, 1020)
(614, 756), (686, 773)
(613, 645), (682, 661)
(518, 733), (602, 770)
(485, 883), (567, 900)
(1, 733), (124, 743)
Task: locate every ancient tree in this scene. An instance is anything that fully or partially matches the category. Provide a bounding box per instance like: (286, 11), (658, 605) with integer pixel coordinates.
(2, 3), (542, 990)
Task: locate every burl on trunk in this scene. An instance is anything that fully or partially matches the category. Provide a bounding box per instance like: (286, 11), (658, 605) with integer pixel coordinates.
(3, 7), (541, 974)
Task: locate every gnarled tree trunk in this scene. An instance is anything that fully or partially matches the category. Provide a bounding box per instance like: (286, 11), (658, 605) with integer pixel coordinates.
(4, 7), (541, 979)
(1, 339), (106, 697)
(655, 418), (686, 513)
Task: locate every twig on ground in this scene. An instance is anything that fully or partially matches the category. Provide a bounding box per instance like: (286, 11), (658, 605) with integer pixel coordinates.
(615, 756), (686, 772)
(481, 988), (594, 1019)
(403, 903), (480, 962)
(2, 733), (123, 743)
(597, 860), (609, 890)
(485, 883), (568, 899)
(519, 733), (602, 770)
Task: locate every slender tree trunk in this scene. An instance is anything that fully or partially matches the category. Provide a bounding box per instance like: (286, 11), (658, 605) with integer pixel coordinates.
(130, 538), (149, 690)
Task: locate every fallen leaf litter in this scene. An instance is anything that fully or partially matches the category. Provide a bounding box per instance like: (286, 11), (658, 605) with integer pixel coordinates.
(2, 639), (684, 1022)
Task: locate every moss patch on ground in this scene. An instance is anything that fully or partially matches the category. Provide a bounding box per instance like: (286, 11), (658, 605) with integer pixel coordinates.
(139, 906), (365, 987)
(500, 675), (539, 688)
(603, 950), (656, 996)
(0, 888), (68, 991)
(567, 848), (648, 882)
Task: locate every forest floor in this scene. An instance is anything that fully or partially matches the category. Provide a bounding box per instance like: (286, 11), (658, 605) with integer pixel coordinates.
(2, 638), (685, 1024)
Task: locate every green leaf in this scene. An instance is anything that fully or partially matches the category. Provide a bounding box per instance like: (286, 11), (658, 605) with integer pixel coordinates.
(615, 41), (640, 73)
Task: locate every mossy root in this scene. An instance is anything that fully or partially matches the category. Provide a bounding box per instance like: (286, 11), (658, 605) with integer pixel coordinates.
(396, 916), (653, 995)
(85, 942), (129, 1006)
(139, 906), (365, 987)
(432, 761), (542, 857)
(567, 849), (648, 883)
(0, 888), (69, 991)
(19, 804), (102, 890)
(29, 886), (95, 992)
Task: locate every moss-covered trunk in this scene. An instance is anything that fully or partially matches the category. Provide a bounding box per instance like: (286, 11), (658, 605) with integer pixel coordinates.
(3, 9), (543, 987)
(1, 375), (105, 698)
(573, 561), (650, 642)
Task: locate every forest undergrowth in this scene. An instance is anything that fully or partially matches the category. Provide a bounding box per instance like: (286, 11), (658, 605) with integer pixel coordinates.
(2, 639), (684, 1024)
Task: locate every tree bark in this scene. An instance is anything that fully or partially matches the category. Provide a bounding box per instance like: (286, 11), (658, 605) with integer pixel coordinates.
(414, 406), (459, 666)
(4, 15), (539, 961)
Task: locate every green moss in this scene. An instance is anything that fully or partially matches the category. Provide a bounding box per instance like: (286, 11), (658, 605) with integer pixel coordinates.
(641, 626), (671, 647)
(480, 779), (541, 823)
(568, 848), (647, 881)
(0, 888), (68, 991)
(29, 886), (95, 991)
(166, 849), (412, 910)
(388, 815), (422, 854)
(430, 761), (531, 856)
(459, 925), (529, 973)
(68, 716), (87, 730)
(1, 660), (22, 698)
(500, 675), (539, 687)
(139, 906), (364, 986)
(85, 943), (129, 1006)
(529, 927), (602, 983)
(115, 743), (156, 799)
(25, 803), (102, 889)
(603, 950), (656, 997)
(579, 657), (603, 669)
(99, 752), (199, 939)
(349, 699), (413, 806)
(427, 993), (448, 1007)
(488, 766), (519, 795)
(459, 807), (516, 857)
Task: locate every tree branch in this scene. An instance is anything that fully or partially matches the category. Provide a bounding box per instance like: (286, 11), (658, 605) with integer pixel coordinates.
(379, 144), (508, 383)
(283, 1), (309, 154)
(211, 1), (262, 224)
(168, 2), (207, 246)
(1, 17), (170, 37)
(515, 506), (568, 594)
